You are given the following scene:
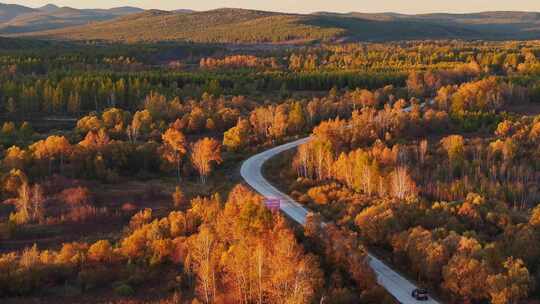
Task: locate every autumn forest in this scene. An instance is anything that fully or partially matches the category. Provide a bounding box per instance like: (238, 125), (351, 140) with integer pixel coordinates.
(1, 7), (540, 303)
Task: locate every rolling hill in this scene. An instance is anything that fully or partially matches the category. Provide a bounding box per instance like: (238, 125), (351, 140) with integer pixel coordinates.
(338, 11), (540, 40)
(5, 6), (540, 43)
(0, 3), (35, 23)
(17, 8), (343, 43)
(0, 2), (144, 34)
(16, 8), (540, 44)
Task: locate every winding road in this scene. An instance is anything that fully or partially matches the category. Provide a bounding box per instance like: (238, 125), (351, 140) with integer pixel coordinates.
(240, 137), (441, 304)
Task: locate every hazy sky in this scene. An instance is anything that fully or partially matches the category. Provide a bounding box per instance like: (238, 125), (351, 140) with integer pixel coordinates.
(6, 0), (540, 14)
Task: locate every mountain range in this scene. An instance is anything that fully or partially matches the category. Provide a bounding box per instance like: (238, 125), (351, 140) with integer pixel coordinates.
(0, 2), (144, 34)
(3, 3), (540, 43)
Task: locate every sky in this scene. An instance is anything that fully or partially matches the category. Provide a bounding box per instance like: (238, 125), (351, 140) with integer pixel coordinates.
(5, 0), (540, 14)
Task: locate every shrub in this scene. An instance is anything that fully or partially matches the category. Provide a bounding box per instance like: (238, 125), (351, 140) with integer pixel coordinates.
(59, 187), (92, 206)
(114, 283), (134, 296)
(78, 266), (111, 291)
(121, 203), (137, 212)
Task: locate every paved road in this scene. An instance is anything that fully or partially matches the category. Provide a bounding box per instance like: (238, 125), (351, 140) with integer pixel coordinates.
(240, 137), (441, 304)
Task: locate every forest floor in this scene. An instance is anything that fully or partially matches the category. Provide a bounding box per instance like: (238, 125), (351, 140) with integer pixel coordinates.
(0, 152), (245, 253)
(505, 102), (540, 115)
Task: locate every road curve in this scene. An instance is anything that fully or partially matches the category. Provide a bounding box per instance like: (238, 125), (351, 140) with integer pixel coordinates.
(240, 137), (441, 304)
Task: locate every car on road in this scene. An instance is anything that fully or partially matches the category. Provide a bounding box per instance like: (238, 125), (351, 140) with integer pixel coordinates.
(411, 288), (429, 301)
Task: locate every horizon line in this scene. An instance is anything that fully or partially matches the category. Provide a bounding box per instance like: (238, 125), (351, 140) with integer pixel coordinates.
(3, 2), (540, 15)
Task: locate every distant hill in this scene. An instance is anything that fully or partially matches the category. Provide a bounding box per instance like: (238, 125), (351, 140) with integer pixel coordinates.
(337, 11), (540, 40)
(173, 9), (196, 14)
(18, 8), (343, 43)
(8, 7), (540, 43)
(38, 4), (60, 13)
(0, 3), (35, 23)
(0, 2), (144, 34)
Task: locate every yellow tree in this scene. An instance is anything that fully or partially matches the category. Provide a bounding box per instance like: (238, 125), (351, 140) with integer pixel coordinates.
(530, 205), (540, 227)
(102, 107), (129, 130)
(440, 134), (465, 175)
(3, 146), (28, 170)
(268, 105), (288, 141)
(288, 101), (305, 133)
(191, 138), (222, 184)
(265, 217), (323, 303)
(441, 134), (465, 163)
(9, 182), (43, 225)
(79, 129), (110, 150)
(172, 186), (185, 208)
(30, 184), (44, 223)
(487, 257), (530, 304)
(76, 115), (103, 133)
(390, 166), (417, 200)
(1, 122), (15, 138)
(442, 254), (489, 302)
(1, 169), (28, 196)
(189, 225), (221, 304)
(220, 238), (258, 303)
(223, 118), (250, 152)
(128, 110), (152, 143)
(30, 135), (71, 175)
(11, 182), (30, 224)
(88, 240), (113, 263)
(161, 128), (187, 183)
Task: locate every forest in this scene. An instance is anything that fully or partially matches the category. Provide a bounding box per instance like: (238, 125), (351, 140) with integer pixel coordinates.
(1, 38), (540, 303)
